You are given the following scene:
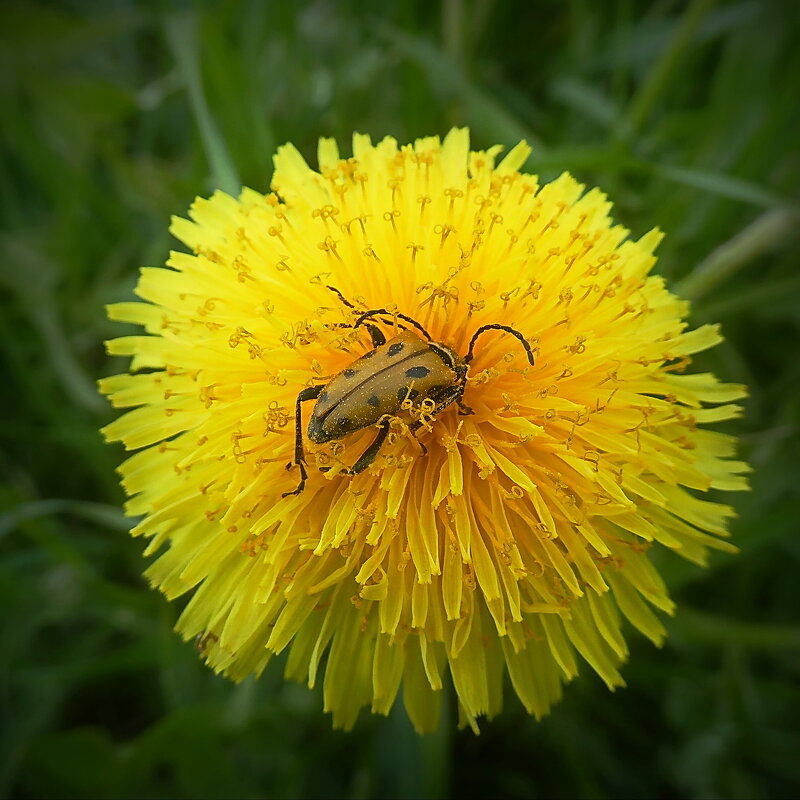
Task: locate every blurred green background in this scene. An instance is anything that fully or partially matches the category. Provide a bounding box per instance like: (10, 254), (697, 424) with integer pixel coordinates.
(2, 1), (799, 798)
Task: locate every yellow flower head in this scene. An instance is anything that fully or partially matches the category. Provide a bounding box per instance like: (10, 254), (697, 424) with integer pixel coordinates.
(100, 129), (748, 732)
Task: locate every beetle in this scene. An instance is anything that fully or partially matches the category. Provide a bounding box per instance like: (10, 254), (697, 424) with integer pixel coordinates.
(282, 289), (535, 496)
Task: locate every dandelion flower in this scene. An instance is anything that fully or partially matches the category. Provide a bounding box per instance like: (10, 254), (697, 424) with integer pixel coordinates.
(100, 129), (749, 732)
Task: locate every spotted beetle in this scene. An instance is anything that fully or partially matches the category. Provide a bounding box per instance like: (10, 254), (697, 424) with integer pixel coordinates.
(282, 289), (535, 496)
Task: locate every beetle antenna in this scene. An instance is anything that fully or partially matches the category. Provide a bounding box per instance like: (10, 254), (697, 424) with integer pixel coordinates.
(325, 285), (357, 310)
(353, 309), (433, 341)
(465, 324), (535, 365)
(326, 286), (429, 340)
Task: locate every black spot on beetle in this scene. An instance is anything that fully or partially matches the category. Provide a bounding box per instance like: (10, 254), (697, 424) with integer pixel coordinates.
(343, 368), (358, 378)
(387, 342), (404, 357)
(397, 387), (419, 401)
(405, 365), (430, 379)
(367, 394), (380, 407)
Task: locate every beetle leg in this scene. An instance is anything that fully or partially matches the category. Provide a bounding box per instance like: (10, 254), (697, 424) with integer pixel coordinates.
(455, 382), (474, 416)
(411, 428), (428, 456)
(347, 418), (392, 475)
(282, 384), (325, 497)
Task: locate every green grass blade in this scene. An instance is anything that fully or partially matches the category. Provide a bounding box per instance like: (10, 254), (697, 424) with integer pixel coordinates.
(164, 11), (240, 195)
(676, 208), (800, 301)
